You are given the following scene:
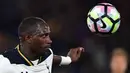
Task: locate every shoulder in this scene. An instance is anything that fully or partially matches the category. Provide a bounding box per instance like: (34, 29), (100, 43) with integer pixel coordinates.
(2, 49), (17, 57)
(0, 49), (19, 63)
(0, 52), (12, 67)
(2, 49), (30, 65)
(2, 49), (19, 61)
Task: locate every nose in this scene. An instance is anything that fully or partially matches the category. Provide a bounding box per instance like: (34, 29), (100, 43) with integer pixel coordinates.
(47, 36), (52, 44)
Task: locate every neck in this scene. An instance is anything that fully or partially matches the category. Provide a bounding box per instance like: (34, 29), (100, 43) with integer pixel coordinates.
(19, 43), (39, 61)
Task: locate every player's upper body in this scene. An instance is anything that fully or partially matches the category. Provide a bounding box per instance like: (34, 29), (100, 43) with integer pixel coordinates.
(0, 46), (53, 73)
(0, 17), (83, 73)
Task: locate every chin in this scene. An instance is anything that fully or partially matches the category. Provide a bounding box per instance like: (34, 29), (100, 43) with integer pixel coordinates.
(41, 47), (49, 51)
(44, 47), (49, 50)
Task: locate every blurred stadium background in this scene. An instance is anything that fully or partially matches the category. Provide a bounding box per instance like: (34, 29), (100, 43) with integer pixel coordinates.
(0, 0), (129, 73)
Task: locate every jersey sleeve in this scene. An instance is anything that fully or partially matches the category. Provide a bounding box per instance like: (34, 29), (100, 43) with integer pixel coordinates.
(0, 55), (19, 73)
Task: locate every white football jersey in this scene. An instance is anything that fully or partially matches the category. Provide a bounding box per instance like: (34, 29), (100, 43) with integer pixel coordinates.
(0, 47), (53, 73)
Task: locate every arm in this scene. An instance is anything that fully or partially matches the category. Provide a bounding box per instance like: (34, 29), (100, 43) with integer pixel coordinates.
(53, 47), (84, 66)
(53, 55), (62, 65)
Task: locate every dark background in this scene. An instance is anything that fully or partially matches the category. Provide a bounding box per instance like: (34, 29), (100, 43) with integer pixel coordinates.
(0, 0), (129, 73)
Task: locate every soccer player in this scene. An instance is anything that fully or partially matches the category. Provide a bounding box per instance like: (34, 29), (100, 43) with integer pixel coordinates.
(110, 48), (128, 73)
(0, 17), (84, 73)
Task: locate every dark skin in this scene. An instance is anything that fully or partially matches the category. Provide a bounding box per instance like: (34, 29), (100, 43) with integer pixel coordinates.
(19, 25), (84, 64)
(20, 32), (52, 60)
(53, 47), (84, 65)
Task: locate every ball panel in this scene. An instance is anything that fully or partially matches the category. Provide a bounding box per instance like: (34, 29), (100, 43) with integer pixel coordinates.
(87, 17), (96, 32)
(96, 17), (112, 32)
(97, 20), (107, 32)
(89, 6), (105, 19)
(102, 17), (113, 27)
(99, 3), (113, 6)
(112, 20), (120, 33)
(107, 6), (120, 21)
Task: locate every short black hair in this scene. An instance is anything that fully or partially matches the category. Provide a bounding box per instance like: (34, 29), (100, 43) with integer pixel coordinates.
(18, 17), (49, 37)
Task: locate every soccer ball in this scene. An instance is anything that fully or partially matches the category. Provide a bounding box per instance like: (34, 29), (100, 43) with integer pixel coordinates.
(87, 3), (120, 35)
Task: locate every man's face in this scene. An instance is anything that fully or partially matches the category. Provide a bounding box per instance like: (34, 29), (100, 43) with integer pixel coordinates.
(29, 24), (52, 54)
(110, 55), (127, 73)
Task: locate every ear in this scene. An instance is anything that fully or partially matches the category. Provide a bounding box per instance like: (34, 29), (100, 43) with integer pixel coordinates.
(24, 35), (33, 43)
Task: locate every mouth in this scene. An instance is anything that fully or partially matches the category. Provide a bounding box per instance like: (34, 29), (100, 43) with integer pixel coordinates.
(45, 44), (51, 48)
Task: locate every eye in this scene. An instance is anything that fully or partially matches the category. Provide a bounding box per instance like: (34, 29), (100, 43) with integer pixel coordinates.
(39, 33), (49, 38)
(44, 33), (49, 36)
